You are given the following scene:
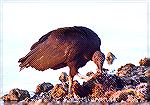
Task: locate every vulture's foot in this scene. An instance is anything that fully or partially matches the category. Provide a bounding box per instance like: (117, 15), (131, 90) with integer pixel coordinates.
(76, 71), (102, 81)
(86, 69), (102, 81)
(76, 73), (90, 80)
(66, 93), (74, 99)
(76, 73), (95, 81)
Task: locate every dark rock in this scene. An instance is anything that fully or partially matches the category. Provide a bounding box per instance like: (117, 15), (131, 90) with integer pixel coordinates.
(96, 74), (124, 91)
(147, 82), (150, 101)
(59, 72), (69, 91)
(72, 72), (124, 99)
(139, 76), (148, 83)
(86, 71), (94, 77)
(145, 68), (150, 101)
(73, 72), (124, 100)
(139, 58), (150, 67)
(35, 82), (54, 94)
(90, 83), (105, 100)
(2, 88), (30, 101)
(72, 80), (92, 98)
(116, 92), (128, 102)
(109, 89), (145, 102)
(145, 68), (150, 77)
(59, 72), (69, 83)
(116, 63), (148, 87)
(30, 91), (52, 103)
(114, 75), (125, 90)
(116, 63), (136, 77)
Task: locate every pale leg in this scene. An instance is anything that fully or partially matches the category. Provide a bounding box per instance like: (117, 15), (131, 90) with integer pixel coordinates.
(68, 76), (73, 93)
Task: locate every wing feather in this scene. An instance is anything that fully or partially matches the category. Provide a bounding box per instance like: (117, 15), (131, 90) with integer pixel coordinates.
(19, 39), (69, 71)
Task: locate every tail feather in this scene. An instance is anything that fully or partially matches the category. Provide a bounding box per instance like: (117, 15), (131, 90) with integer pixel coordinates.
(18, 45), (49, 70)
(18, 56), (30, 71)
(18, 46), (42, 70)
(18, 57), (26, 63)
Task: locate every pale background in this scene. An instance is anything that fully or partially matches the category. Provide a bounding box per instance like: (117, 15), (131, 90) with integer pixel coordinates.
(0, 0), (149, 96)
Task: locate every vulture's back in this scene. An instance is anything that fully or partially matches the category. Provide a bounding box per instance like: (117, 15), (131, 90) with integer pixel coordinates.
(18, 26), (101, 71)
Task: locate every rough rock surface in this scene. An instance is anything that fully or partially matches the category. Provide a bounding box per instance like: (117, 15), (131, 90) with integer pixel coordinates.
(139, 57), (150, 66)
(106, 52), (117, 65)
(1, 58), (150, 104)
(35, 82), (54, 94)
(145, 68), (150, 101)
(1, 88), (30, 101)
(50, 84), (67, 101)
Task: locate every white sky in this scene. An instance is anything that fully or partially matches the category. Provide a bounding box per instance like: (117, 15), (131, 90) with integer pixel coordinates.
(1, 0), (149, 95)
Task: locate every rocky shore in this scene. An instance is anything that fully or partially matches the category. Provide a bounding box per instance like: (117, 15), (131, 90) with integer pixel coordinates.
(1, 58), (150, 105)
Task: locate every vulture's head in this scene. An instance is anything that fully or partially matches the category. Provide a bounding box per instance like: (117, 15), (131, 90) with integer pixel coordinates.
(92, 51), (105, 70)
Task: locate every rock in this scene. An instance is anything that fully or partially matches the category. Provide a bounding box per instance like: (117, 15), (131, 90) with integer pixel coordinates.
(139, 57), (150, 66)
(59, 72), (69, 91)
(145, 68), (150, 101)
(145, 68), (150, 77)
(30, 91), (52, 103)
(97, 74), (124, 91)
(86, 71), (94, 77)
(50, 84), (67, 101)
(35, 82), (54, 94)
(1, 94), (10, 101)
(116, 63), (136, 77)
(59, 72), (69, 83)
(109, 89), (145, 103)
(106, 52), (117, 65)
(67, 72), (102, 98)
(72, 72), (124, 99)
(2, 88), (30, 101)
(72, 80), (92, 98)
(116, 63), (148, 87)
(135, 83), (147, 95)
(3, 57), (150, 103)
(90, 83), (105, 101)
(114, 62), (149, 102)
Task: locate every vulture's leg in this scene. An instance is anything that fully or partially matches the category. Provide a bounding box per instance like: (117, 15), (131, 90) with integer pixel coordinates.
(68, 65), (78, 94)
(68, 75), (73, 94)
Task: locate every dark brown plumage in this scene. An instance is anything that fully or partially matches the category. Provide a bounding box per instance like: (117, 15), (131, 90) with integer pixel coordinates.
(18, 26), (105, 93)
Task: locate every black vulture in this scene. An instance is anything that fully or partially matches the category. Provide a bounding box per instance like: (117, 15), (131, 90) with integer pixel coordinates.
(18, 26), (105, 93)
